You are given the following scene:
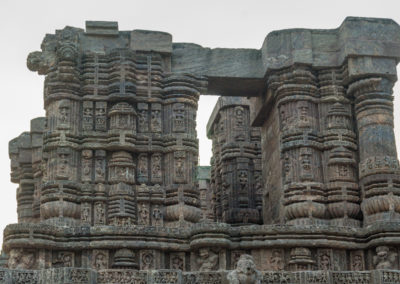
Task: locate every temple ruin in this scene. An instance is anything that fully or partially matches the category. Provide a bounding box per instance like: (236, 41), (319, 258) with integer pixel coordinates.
(2, 17), (400, 283)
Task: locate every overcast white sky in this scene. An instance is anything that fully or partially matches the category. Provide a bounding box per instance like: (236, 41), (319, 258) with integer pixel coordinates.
(1, 0), (400, 246)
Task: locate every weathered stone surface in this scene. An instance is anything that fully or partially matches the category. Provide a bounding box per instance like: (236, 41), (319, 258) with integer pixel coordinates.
(3, 17), (400, 283)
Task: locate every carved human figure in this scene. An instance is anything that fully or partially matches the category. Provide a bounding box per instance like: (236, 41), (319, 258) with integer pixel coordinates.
(94, 252), (107, 270)
(373, 246), (397, 269)
(138, 203), (149, 225)
(270, 250), (284, 271)
(94, 202), (105, 225)
(57, 149), (70, 178)
(300, 147), (313, 181)
(171, 255), (184, 270)
(352, 254), (363, 271)
(81, 206), (90, 223)
(234, 106), (245, 128)
(82, 101), (94, 130)
(138, 103), (149, 132)
(151, 153), (162, 183)
(138, 154), (148, 181)
(238, 171), (248, 191)
(151, 104), (162, 132)
(58, 99), (70, 128)
(197, 248), (218, 271)
(227, 254), (261, 284)
(319, 252), (331, 270)
(152, 205), (163, 227)
(141, 251), (154, 270)
(81, 149), (92, 182)
(95, 102), (107, 131)
(173, 103), (185, 132)
(297, 101), (310, 127)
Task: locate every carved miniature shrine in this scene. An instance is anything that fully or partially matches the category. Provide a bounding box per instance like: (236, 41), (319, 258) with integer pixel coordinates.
(2, 17), (400, 283)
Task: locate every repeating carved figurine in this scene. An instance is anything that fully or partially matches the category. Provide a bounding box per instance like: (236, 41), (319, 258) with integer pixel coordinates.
(319, 252), (331, 270)
(234, 106), (245, 128)
(297, 101), (310, 128)
(173, 103), (185, 132)
(151, 153), (162, 183)
(270, 250), (284, 271)
(227, 254), (261, 284)
(138, 203), (149, 225)
(141, 251), (154, 270)
(238, 171), (248, 191)
(352, 254), (363, 271)
(138, 103), (149, 132)
(197, 248), (218, 271)
(151, 104), (162, 132)
(94, 202), (105, 225)
(152, 205), (163, 227)
(373, 246), (397, 269)
(58, 99), (70, 128)
(94, 252), (107, 270)
(171, 255), (184, 270)
(82, 101), (94, 130)
(81, 206), (90, 223)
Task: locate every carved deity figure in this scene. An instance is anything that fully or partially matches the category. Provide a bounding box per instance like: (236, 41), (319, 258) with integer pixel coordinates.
(141, 251), (154, 270)
(300, 147), (313, 181)
(138, 103), (149, 132)
(58, 99), (70, 127)
(352, 254), (363, 271)
(373, 246), (397, 269)
(227, 254), (261, 284)
(238, 171), (248, 191)
(270, 250), (284, 271)
(152, 205), (163, 227)
(138, 203), (149, 225)
(94, 202), (105, 225)
(173, 103), (185, 132)
(197, 248), (218, 271)
(94, 252), (107, 270)
(319, 252), (331, 270)
(297, 101), (310, 128)
(151, 104), (162, 132)
(234, 106), (245, 128)
(8, 249), (36, 269)
(171, 255), (184, 270)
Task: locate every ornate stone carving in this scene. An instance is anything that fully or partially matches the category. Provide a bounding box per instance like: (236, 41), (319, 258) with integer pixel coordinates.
(151, 103), (162, 133)
(151, 153), (162, 184)
(8, 249), (35, 269)
(137, 153), (148, 183)
(52, 251), (74, 267)
(95, 101), (107, 131)
(140, 250), (154, 270)
(92, 250), (108, 270)
(137, 102), (149, 132)
(373, 246), (397, 269)
(171, 253), (185, 270)
(138, 203), (150, 225)
(227, 254), (261, 284)
(197, 248), (218, 272)
(82, 100), (94, 131)
(81, 149), (93, 182)
(172, 103), (185, 132)
(174, 151), (186, 183)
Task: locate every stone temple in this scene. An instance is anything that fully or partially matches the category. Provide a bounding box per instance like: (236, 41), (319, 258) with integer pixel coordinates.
(2, 17), (400, 283)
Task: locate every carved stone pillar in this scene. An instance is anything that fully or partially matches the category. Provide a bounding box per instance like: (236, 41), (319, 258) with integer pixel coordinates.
(348, 77), (400, 225)
(269, 67), (326, 225)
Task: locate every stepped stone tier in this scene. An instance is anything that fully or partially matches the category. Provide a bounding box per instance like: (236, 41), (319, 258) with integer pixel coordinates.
(3, 17), (400, 283)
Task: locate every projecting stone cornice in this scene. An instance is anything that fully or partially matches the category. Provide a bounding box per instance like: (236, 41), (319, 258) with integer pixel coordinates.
(28, 17), (400, 97)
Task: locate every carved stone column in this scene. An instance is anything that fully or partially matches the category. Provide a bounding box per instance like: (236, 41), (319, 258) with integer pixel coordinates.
(348, 77), (400, 225)
(268, 66), (326, 225)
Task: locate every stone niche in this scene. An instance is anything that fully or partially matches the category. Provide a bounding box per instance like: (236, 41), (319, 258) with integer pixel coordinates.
(4, 17), (400, 283)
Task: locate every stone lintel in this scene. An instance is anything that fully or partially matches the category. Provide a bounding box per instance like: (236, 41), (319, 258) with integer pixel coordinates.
(131, 29), (172, 54)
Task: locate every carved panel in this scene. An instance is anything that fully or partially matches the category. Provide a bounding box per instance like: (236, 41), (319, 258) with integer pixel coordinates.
(138, 202), (150, 225)
(56, 147), (71, 179)
(151, 153), (162, 184)
(81, 203), (91, 225)
(174, 151), (186, 183)
(95, 101), (107, 131)
(138, 102), (149, 132)
(58, 99), (71, 130)
(170, 252), (185, 271)
(140, 250), (155, 270)
(92, 250), (109, 270)
(152, 204), (163, 227)
(138, 153), (148, 183)
(172, 103), (185, 132)
(82, 100), (94, 130)
(81, 149), (93, 182)
(350, 250), (365, 271)
(52, 251), (74, 268)
(95, 150), (106, 182)
(94, 202), (106, 225)
(151, 103), (162, 133)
